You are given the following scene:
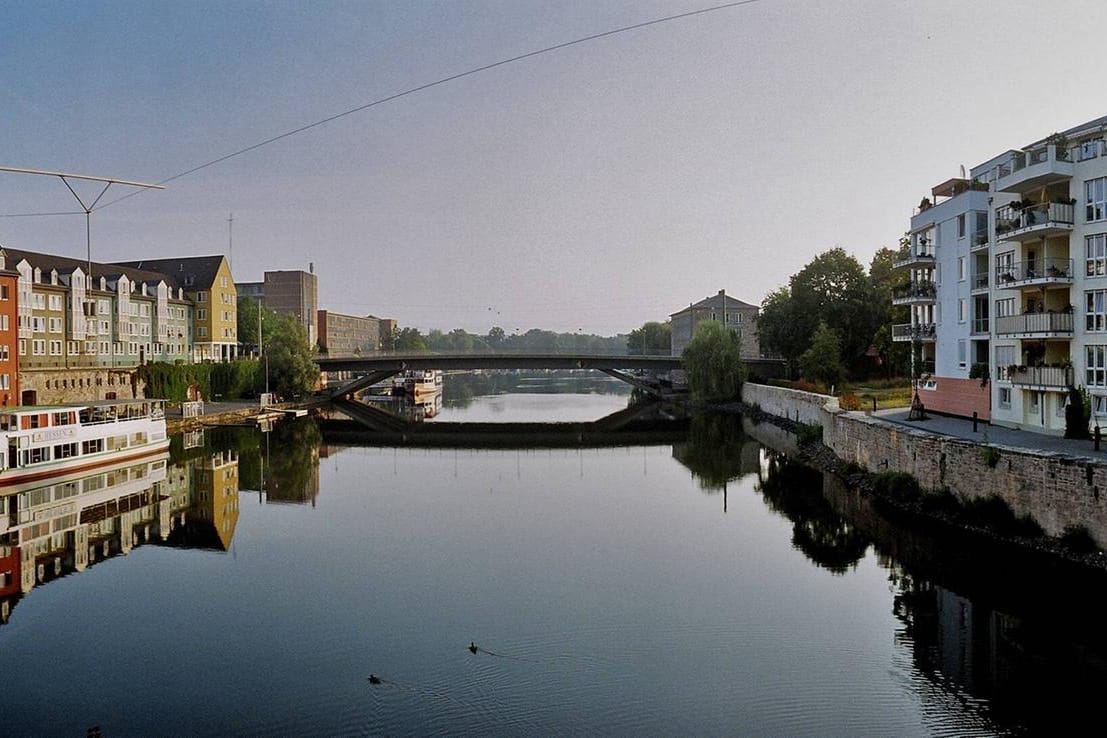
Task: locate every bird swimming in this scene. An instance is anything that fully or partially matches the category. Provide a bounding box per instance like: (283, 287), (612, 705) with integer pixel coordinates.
(468, 642), (478, 654)
(368, 674), (382, 685)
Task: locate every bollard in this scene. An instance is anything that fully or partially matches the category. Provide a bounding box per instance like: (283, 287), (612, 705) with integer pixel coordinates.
(872, 397), (877, 413)
(1096, 426), (1102, 452)
(972, 411), (978, 433)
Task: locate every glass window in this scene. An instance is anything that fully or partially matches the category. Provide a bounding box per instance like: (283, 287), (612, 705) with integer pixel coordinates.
(1087, 177), (1107, 222)
(1088, 290), (1107, 332)
(1088, 234), (1107, 277)
(1089, 345), (1107, 387)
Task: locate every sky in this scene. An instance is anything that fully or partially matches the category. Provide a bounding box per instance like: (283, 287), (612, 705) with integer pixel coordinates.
(2, 0), (1106, 336)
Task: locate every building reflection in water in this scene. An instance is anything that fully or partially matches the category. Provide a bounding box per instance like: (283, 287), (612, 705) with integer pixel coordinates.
(0, 430), (241, 625)
(755, 449), (1107, 734)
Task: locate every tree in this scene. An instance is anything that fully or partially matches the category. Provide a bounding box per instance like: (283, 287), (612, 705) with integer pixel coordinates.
(758, 286), (803, 367)
(799, 322), (843, 388)
(394, 327), (428, 352)
(486, 326), (506, 348)
(682, 320), (746, 403)
(265, 314), (319, 398)
(237, 296), (280, 352)
(627, 321), (672, 355)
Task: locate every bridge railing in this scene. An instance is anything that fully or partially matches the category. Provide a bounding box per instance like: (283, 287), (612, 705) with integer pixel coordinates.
(318, 348), (677, 359)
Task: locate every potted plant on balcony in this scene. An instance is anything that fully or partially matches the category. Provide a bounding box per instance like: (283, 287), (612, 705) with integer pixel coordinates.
(918, 197), (932, 212)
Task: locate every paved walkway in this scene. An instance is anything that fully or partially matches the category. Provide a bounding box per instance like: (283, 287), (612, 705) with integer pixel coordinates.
(872, 408), (1107, 459)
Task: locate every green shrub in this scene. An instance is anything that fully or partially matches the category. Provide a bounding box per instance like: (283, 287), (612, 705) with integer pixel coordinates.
(1059, 525), (1099, 554)
(871, 471), (921, 504)
(795, 422), (823, 445)
(981, 446), (1001, 468)
(920, 487), (961, 516)
(961, 496), (1043, 538)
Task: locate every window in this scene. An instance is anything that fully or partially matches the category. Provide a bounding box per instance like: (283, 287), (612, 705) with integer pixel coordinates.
(198, 291), (207, 303)
(958, 257), (966, 281)
(0, 345), (8, 361)
(1029, 392), (1041, 413)
(32, 339), (45, 356)
(32, 293), (45, 309)
(48, 318), (62, 333)
(48, 295), (61, 311)
(958, 339), (967, 368)
(958, 299), (967, 323)
(1088, 290), (1107, 332)
(1088, 234), (1107, 277)
(1057, 393), (1069, 419)
(197, 309), (207, 320)
(0, 315), (7, 331)
(1088, 346), (1107, 387)
(999, 387), (1011, 408)
(199, 326), (208, 338)
(957, 213), (966, 238)
(98, 300), (109, 315)
(49, 340), (62, 355)
(0, 374), (8, 391)
(0, 285), (8, 300)
(1087, 177), (1107, 222)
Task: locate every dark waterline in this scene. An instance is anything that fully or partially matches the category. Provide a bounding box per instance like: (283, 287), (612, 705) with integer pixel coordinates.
(0, 377), (1103, 735)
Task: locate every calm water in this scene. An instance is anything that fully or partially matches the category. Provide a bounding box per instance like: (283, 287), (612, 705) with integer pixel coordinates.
(2, 375), (1106, 735)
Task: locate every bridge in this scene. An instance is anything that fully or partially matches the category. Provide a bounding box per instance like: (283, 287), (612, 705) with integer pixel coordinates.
(317, 352), (785, 398)
(318, 352), (685, 398)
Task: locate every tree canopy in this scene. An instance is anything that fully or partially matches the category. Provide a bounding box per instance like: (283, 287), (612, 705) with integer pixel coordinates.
(682, 320), (746, 403)
(627, 321), (672, 355)
(759, 246), (903, 378)
(264, 314), (319, 398)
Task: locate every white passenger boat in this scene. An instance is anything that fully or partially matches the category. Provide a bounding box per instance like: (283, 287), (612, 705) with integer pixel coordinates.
(0, 400), (169, 490)
(402, 370), (443, 401)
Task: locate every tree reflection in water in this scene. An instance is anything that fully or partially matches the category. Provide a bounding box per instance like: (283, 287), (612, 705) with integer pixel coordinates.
(672, 412), (759, 492)
(757, 451), (871, 574)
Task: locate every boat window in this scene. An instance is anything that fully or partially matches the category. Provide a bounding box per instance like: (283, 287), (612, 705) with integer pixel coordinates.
(0, 414), (15, 431)
(52, 411), (74, 426)
(53, 442), (78, 459)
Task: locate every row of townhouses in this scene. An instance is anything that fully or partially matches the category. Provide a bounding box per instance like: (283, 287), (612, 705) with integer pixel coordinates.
(896, 114), (1107, 436)
(0, 248), (238, 406)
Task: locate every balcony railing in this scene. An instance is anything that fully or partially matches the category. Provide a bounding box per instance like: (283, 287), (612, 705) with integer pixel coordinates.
(971, 229), (989, 251)
(1006, 365), (1072, 388)
(972, 274), (989, 290)
(994, 257), (1074, 288)
(972, 318), (989, 334)
(995, 143), (1074, 193)
(995, 201), (1075, 240)
(994, 312), (1074, 336)
(892, 251), (936, 270)
(892, 281), (936, 304)
(892, 322), (936, 342)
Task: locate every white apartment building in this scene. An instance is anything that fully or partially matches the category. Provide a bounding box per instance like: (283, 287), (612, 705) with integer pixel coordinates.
(897, 115), (1107, 435)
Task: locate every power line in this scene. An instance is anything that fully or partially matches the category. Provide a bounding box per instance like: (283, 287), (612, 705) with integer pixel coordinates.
(94, 0), (763, 210)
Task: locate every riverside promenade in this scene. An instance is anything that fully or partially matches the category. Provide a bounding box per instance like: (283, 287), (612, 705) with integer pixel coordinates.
(873, 408), (1107, 460)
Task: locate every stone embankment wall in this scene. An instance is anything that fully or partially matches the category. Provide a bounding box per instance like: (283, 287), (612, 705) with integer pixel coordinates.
(741, 382), (1107, 547)
(740, 383), (838, 428)
(19, 369), (145, 406)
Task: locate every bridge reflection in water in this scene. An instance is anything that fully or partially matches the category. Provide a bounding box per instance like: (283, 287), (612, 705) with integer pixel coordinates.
(319, 398), (690, 450)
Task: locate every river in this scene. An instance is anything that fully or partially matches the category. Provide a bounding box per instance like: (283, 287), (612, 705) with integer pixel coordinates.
(0, 373), (1104, 735)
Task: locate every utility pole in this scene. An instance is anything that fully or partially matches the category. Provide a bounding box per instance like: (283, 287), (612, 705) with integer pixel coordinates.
(227, 213), (234, 269)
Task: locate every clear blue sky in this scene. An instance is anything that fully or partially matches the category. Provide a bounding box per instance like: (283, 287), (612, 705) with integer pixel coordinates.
(2, 0), (1105, 334)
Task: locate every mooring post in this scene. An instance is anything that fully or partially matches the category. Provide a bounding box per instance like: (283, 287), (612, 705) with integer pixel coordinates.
(972, 411), (978, 433)
(872, 397), (877, 413)
(1096, 426), (1102, 452)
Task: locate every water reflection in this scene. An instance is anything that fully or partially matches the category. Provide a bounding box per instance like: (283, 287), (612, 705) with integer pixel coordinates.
(5, 405), (1107, 735)
(0, 431), (244, 625)
(756, 449), (1107, 734)
(442, 370), (630, 409)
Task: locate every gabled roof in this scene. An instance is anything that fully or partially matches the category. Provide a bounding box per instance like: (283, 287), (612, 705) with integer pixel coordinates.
(2, 247), (177, 291)
(112, 255), (227, 290)
(671, 290), (758, 317)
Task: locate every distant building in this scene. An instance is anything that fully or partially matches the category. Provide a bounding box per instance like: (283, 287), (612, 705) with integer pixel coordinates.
(317, 310), (381, 355)
(234, 269), (318, 346)
(670, 289), (759, 357)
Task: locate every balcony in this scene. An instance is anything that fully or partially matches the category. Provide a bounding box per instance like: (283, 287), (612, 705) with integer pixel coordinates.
(971, 274), (989, 292)
(994, 257), (1074, 290)
(892, 322), (936, 342)
(994, 311), (1074, 338)
(891, 281), (936, 305)
(1005, 365), (1072, 389)
(995, 144), (1073, 193)
(892, 250), (936, 271)
(995, 201), (1074, 242)
(972, 317), (990, 335)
